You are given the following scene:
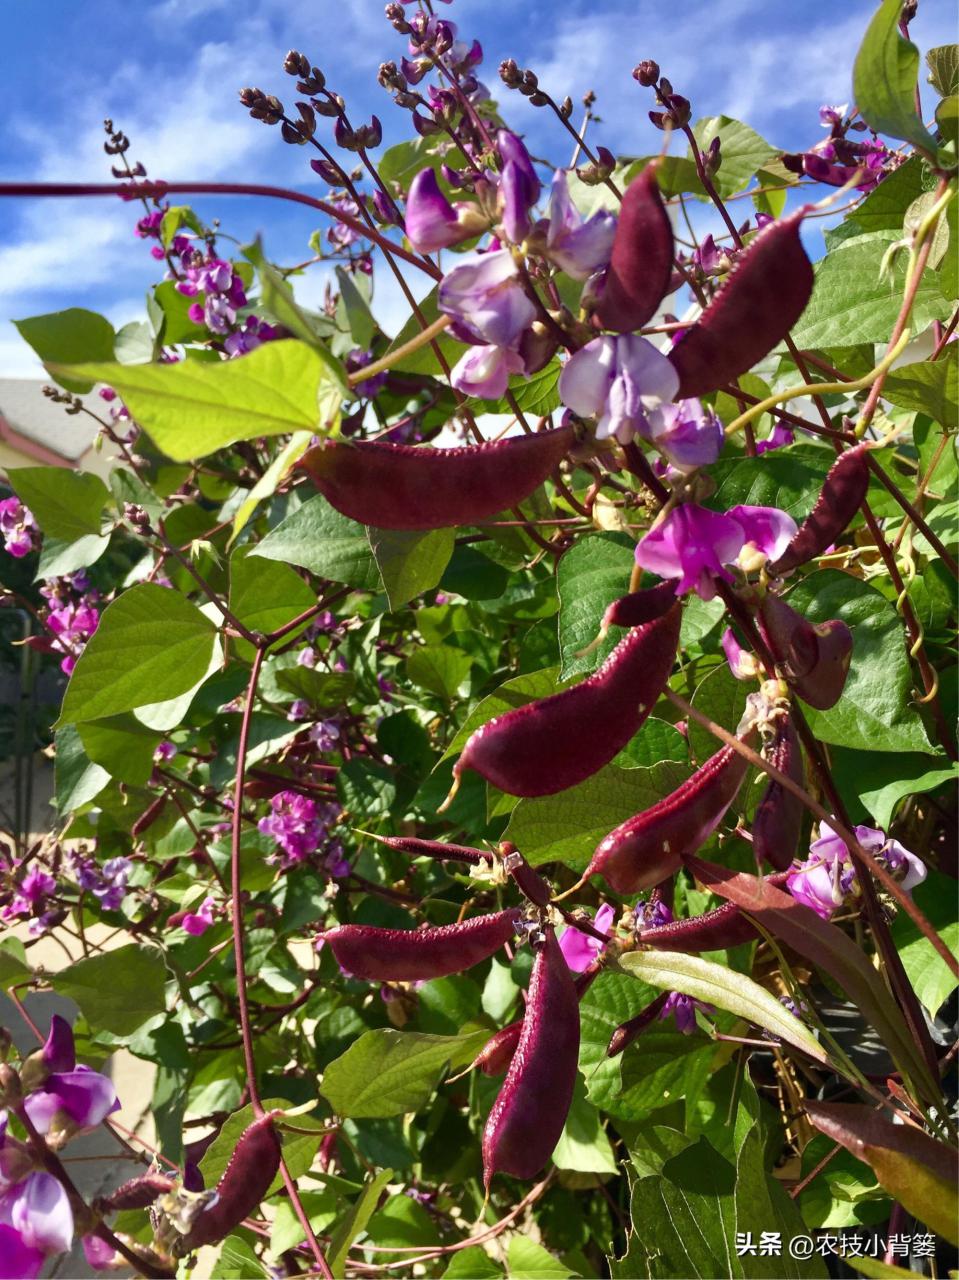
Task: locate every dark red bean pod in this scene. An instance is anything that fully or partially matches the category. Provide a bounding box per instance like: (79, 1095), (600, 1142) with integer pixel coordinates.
(668, 209), (814, 398)
(361, 832), (493, 866)
(185, 1112), (282, 1248)
(752, 715), (805, 871)
(793, 618), (853, 710)
(296, 425), (575, 531)
(99, 1174), (176, 1212)
(601, 579), (679, 632)
(587, 741), (753, 894)
(482, 929), (580, 1186)
(472, 1020), (524, 1076)
(500, 843), (552, 907)
(606, 992), (669, 1057)
(131, 795), (167, 839)
(634, 872), (790, 953)
(592, 163), (674, 333)
(451, 604), (681, 799)
(757, 594), (819, 679)
(319, 910), (521, 982)
(768, 444), (871, 575)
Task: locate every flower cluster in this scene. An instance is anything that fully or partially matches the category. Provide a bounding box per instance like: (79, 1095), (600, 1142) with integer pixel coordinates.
(786, 823), (926, 919)
(258, 790), (348, 876)
(67, 852), (133, 912)
(784, 103), (897, 192)
(0, 498), (40, 559)
(0, 1018), (119, 1277)
(1, 864), (59, 936)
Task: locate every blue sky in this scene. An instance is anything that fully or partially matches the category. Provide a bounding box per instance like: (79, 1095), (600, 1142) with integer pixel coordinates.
(0, 0), (953, 376)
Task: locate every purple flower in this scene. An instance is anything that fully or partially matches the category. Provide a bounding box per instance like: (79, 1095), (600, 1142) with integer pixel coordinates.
(542, 171), (617, 279)
(2, 868), (57, 934)
(439, 250), (536, 348)
(635, 503), (797, 600)
(40, 1016), (76, 1074)
(636, 505), (745, 600)
(645, 398), (724, 471)
(786, 823), (925, 919)
(0, 498), (40, 559)
(721, 627), (761, 681)
(497, 131), (541, 243)
(755, 424), (795, 455)
(558, 334), (680, 445)
(404, 168), (486, 253)
(819, 103), (849, 127)
(323, 840), (351, 879)
(660, 991), (713, 1034)
(181, 895), (217, 936)
(309, 720), (341, 752)
(297, 646), (318, 668)
(153, 740), (177, 764)
(633, 898), (674, 930)
(258, 791), (325, 867)
(345, 349), (388, 399)
(288, 699), (312, 722)
(0, 1173), (73, 1276)
(46, 602), (99, 675)
(450, 343), (526, 398)
(23, 1045), (119, 1140)
(557, 903), (616, 972)
(82, 1235), (120, 1270)
(224, 315), (279, 358)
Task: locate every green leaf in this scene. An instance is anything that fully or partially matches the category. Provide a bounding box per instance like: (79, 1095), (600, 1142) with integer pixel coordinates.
(367, 526), (455, 610)
(552, 1080), (618, 1175)
(59, 583), (218, 726)
(890, 870), (959, 1016)
(507, 1237), (575, 1280)
(618, 952), (827, 1061)
(37, 533), (111, 581)
(406, 643), (472, 700)
(53, 945), (166, 1035)
(557, 532), (634, 679)
(270, 1191), (339, 1256)
(252, 495), (381, 590)
(200, 1099), (325, 1195)
(211, 1235), (269, 1279)
(242, 241), (345, 385)
(228, 545), (316, 640)
(320, 1028), (489, 1118)
(690, 117), (777, 198)
(327, 1168), (393, 1279)
(47, 340), (342, 462)
(804, 1101), (958, 1243)
(274, 666), (356, 709)
(229, 430), (314, 546)
(8, 467), (110, 541)
(13, 308), (115, 393)
(151, 280), (207, 345)
(579, 971), (715, 1122)
(0, 939), (31, 991)
(54, 723), (109, 812)
(790, 231), (951, 349)
(853, 0), (939, 153)
(504, 761), (687, 873)
(442, 1247), (503, 1279)
(78, 715), (161, 786)
(706, 445), (833, 520)
(440, 667), (562, 762)
(927, 44), (959, 97)
(335, 265), (377, 349)
(488, 361), (563, 416)
(828, 156), (927, 246)
(855, 754), (958, 828)
(882, 347), (958, 424)
(786, 571), (933, 753)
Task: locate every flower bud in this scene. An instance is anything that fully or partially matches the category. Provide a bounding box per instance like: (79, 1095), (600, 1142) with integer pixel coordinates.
(284, 50), (310, 78)
(310, 157), (341, 183)
(334, 116), (358, 150)
(0, 1063), (22, 1107)
(632, 60), (660, 86)
(499, 59), (524, 89)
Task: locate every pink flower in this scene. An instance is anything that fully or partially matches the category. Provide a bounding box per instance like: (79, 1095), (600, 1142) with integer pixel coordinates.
(0, 1174), (73, 1277)
(450, 344), (525, 399)
(635, 503), (798, 600)
(0, 498), (40, 559)
(181, 896), (217, 936)
(46, 602), (99, 675)
(559, 334), (680, 445)
(404, 168), (486, 253)
(557, 903), (615, 972)
(786, 823), (925, 920)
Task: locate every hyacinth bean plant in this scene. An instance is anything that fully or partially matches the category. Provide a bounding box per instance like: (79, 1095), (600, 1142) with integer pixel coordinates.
(0, 0), (957, 1275)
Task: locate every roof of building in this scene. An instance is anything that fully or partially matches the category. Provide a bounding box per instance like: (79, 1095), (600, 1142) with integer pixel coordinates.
(0, 379), (96, 465)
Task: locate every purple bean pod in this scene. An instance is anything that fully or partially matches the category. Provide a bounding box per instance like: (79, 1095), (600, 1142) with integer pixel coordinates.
(587, 740), (753, 894)
(606, 992), (670, 1057)
(669, 209), (814, 398)
(99, 1174), (177, 1212)
(633, 872), (791, 953)
(320, 910), (521, 982)
(793, 618), (853, 710)
(451, 604), (681, 799)
(601, 580), (680, 632)
(185, 1112), (282, 1248)
(767, 444), (871, 575)
(753, 715), (805, 871)
(593, 163), (674, 333)
(482, 929), (580, 1186)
